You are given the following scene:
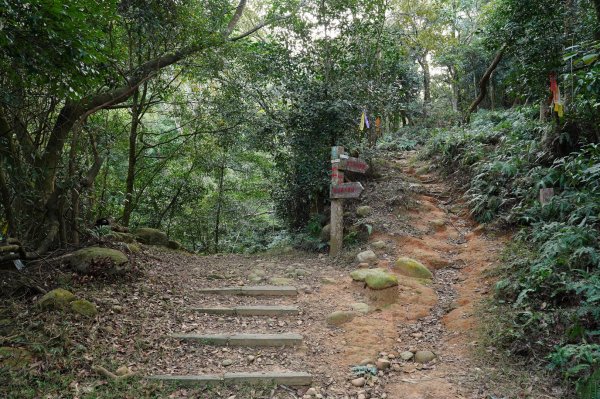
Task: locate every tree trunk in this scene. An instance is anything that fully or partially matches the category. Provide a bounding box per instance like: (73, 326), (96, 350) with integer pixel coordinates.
(0, 160), (15, 236)
(540, 99), (547, 122)
(464, 44), (507, 123)
(490, 71), (495, 111)
(122, 89), (141, 227)
(68, 123), (82, 245)
(418, 54), (431, 116)
(590, 0), (600, 39)
(213, 160), (226, 253)
(451, 76), (459, 113)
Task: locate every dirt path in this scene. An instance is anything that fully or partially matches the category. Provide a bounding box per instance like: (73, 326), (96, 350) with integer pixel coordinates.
(365, 152), (505, 398)
(306, 150), (510, 399)
(67, 150), (539, 398)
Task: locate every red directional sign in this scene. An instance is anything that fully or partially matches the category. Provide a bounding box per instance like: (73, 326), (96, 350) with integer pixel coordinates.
(340, 157), (369, 174)
(330, 182), (364, 199)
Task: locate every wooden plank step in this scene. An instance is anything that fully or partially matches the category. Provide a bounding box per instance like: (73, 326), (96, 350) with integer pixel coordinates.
(147, 372), (312, 386)
(170, 333), (303, 346)
(193, 305), (299, 316)
(197, 286), (297, 296)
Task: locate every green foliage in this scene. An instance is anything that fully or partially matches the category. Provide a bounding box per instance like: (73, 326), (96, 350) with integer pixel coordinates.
(0, 0), (118, 96)
(377, 133), (419, 152)
(425, 109), (600, 393)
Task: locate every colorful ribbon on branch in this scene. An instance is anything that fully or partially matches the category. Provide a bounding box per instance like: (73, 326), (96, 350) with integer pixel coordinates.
(549, 72), (564, 118)
(359, 110), (371, 130)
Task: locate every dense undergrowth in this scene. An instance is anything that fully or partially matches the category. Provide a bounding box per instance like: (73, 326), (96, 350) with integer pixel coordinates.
(407, 108), (600, 397)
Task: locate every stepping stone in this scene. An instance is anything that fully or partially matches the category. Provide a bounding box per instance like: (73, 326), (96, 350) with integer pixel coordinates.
(170, 333), (303, 346)
(193, 305), (299, 316)
(147, 372), (312, 386)
(197, 286), (297, 296)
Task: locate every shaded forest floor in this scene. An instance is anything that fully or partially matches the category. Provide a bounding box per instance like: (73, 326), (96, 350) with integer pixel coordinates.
(1, 150), (566, 398)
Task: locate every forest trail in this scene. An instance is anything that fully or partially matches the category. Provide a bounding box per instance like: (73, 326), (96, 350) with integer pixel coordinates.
(73, 150), (541, 398)
(361, 151), (506, 399)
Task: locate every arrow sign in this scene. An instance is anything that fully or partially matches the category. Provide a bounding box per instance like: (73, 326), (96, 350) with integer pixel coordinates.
(330, 182), (364, 199)
(340, 157), (369, 174)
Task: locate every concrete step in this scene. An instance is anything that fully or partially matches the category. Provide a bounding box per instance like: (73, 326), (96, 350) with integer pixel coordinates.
(170, 333), (303, 347)
(147, 371), (312, 386)
(197, 286), (297, 296)
(192, 305), (299, 316)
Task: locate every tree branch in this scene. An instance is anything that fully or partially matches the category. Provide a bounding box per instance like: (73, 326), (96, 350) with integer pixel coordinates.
(464, 43), (507, 123)
(227, 0), (247, 36)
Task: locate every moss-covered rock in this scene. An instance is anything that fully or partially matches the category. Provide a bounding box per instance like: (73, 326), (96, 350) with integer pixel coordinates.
(364, 271), (398, 290)
(0, 347), (32, 369)
(268, 277), (293, 286)
(350, 268), (398, 290)
(356, 206), (373, 217)
(133, 228), (169, 246)
(38, 288), (76, 309)
(126, 243), (141, 253)
(167, 240), (182, 250)
(106, 232), (136, 243)
(414, 350), (436, 363)
(351, 302), (370, 314)
(350, 267), (385, 282)
(370, 240), (386, 250)
(356, 250), (377, 264)
(68, 247), (129, 275)
(393, 257), (433, 279)
(326, 310), (358, 326)
(70, 299), (98, 317)
(321, 277), (337, 285)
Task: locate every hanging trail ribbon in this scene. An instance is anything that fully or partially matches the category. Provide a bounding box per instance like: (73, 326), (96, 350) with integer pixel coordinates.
(359, 111), (365, 131)
(364, 112), (370, 129)
(549, 72), (564, 117)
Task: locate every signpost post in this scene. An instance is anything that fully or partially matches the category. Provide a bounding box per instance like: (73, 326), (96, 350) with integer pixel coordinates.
(329, 146), (368, 256)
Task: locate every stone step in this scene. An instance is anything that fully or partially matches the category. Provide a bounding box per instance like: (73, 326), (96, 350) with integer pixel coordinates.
(147, 371), (312, 386)
(192, 305), (299, 316)
(170, 333), (303, 347)
(197, 286), (297, 296)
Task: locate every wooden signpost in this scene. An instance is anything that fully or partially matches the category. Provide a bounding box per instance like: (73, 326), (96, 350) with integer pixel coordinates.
(329, 146), (368, 256)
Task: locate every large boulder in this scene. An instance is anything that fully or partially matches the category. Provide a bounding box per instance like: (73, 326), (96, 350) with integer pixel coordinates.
(38, 288), (76, 309)
(393, 257), (433, 280)
(67, 247), (129, 275)
(350, 268), (398, 290)
(133, 228), (169, 246)
(70, 299), (98, 318)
